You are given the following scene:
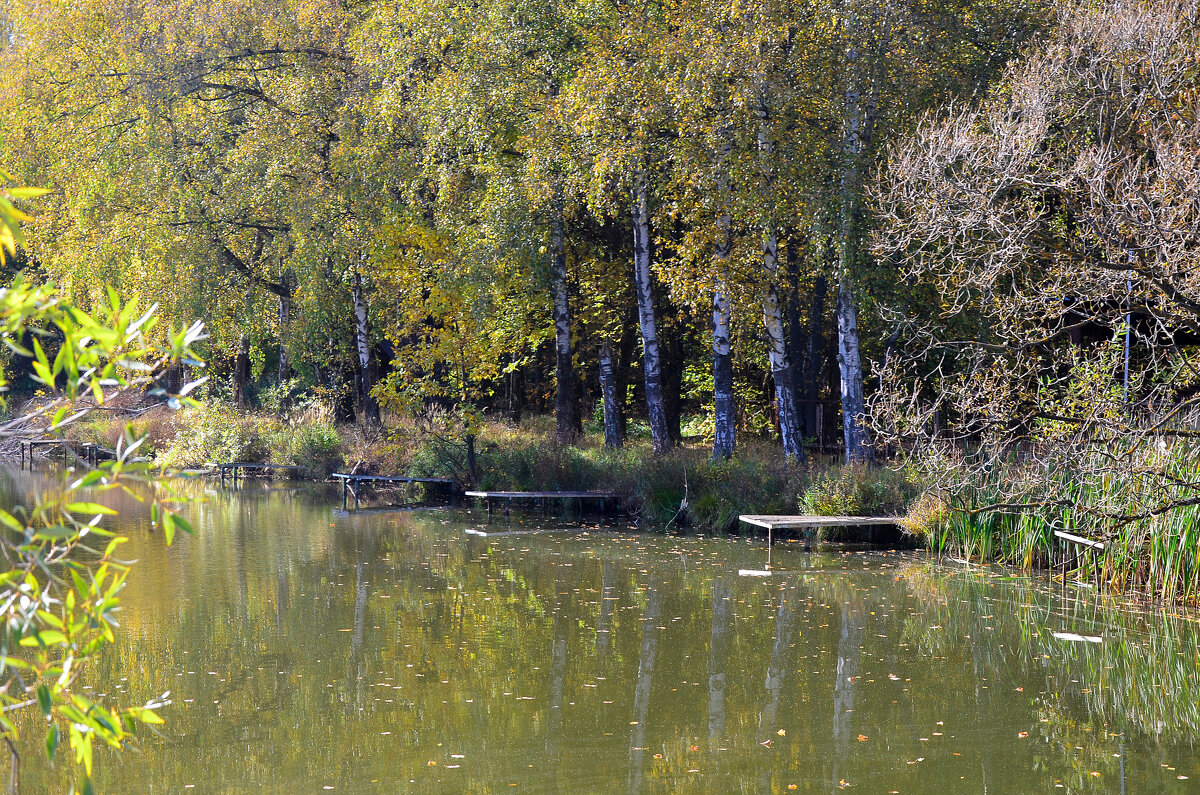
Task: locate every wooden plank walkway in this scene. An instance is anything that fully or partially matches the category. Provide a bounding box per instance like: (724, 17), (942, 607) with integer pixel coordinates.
(738, 514), (902, 549)
(737, 514), (903, 576)
(740, 514), (902, 530)
(218, 462), (303, 487)
(1052, 529), (1106, 588)
(21, 439), (102, 467)
(464, 490), (621, 518)
(331, 472), (458, 509)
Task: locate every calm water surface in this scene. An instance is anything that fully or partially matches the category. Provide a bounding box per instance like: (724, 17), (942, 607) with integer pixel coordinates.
(8, 473), (1200, 792)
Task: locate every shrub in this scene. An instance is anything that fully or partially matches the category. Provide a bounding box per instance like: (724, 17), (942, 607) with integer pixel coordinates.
(276, 420), (344, 477)
(157, 403), (273, 468)
(801, 463), (917, 517)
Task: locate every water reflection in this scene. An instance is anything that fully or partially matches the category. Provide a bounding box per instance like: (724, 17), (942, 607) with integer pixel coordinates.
(2, 473), (1198, 793)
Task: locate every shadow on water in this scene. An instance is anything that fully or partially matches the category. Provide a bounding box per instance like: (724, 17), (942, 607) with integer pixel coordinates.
(1, 472), (1198, 793)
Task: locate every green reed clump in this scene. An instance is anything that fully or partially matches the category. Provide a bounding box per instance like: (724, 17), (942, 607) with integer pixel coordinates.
(912, 441), (1200, 604)
(801, 463), (917, 518)
(405, 419), (921, 532)
(275, 421), (344, 477)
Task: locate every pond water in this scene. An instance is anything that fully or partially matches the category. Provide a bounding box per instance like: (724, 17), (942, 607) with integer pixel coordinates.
(7, 472), (1200, 792)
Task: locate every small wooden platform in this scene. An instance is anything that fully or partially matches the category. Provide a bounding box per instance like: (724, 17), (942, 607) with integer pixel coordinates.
(739, 514), (902, 547)
(464, 490), (621, 518)
(21, 439), (102, 467)
(218, 462), (303, 486)
(331, 473), (458, 509)
(1052, 529), (1106, 588)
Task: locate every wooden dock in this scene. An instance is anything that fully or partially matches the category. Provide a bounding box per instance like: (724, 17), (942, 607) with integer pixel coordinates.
(218, 462), (303, 487)
(738, 514), (903, 548)
(20, 439), (102, 467)
(464, 490), (621, 518)
(331, 473), (458, 509)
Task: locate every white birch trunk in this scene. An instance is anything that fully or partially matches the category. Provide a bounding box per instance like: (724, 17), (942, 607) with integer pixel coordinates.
(757, 86), (803, 461)
(712, 133), (737, 460)
(632, 165), (671, 455)
(599, 340), (622, 449)
(277, 271), (293, 385)
(549, 193), (577, 444)
(626, 579), (663, 793)
(837, 276), (871, 461)
(351, 269), (380, 427)
(837, 4), (874, 462)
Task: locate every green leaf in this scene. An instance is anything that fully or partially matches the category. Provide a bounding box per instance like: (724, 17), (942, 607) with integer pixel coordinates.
(37, 684), (52, 718)
(63, 503), (118, 516)
(35, 526), (79, 542)
(6, 187), (50, 200)
(20, 630), (68, 647)
(161, 513), (176, 546)
(46, 725), (59, 762)
(137, 708), (164, 725)
(0, 509), (25, 533)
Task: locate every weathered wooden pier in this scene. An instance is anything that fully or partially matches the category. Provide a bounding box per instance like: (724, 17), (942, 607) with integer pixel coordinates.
(465, 490), (621, 519)
(331, 473), (458, 509)
(217, 462), (303, 487)
(20, 439), (102, 467)
(736, 514), (904, 576)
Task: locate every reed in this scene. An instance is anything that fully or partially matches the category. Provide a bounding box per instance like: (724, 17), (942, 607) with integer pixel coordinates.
(908, 441), (1200, 604)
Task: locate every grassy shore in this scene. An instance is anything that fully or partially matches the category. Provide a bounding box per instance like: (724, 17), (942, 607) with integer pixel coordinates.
(61, 402), (916, 532)
(55, 401), (1200, 603)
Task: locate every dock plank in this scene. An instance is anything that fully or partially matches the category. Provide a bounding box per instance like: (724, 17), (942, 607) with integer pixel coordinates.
(739, 514), (902, 530)
(332, 473), (455, 485)
(465, 490), (618, 499)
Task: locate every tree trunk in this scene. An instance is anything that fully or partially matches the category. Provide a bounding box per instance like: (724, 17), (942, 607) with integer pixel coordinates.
(832, 601), (864, 789)
(837, 2), (875, 463)
(632, 165), (671, 455)
(277, 268), (295, 384)
(837, 277), (871, 461)
(546, 585), (569, 758)
(599, 340), (623, 448)
(712, 286), (735, 460)
(234, 334), (251, 409)
(707, 576), (733, 745)
(663, 321), (684, 445)
(505, 353), (522, 423)
(712, 137), (736, 460)
(800, 275), (827, 439)
(615, 304), (638, 440)
(352, 270), (381, 428)
(465, 433), (478, 486)
(756, 582), (799, 792)
(763, 244), (804, 461)
(626, 578), (663, 794)
(549, 195), (577, 444)
(756, 85), (803, 462)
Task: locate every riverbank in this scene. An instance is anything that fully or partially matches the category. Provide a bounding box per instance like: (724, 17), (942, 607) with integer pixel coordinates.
(52, 402), (916, 532)
(40, 400), (1200, 604)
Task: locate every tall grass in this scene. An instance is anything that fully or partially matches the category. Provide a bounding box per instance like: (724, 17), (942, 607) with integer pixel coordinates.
(405, 420), (917, 532)
(906, 441), (1200, 605)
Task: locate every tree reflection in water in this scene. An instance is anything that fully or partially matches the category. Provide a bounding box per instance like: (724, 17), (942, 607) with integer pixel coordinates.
(3, 478), (1196, 793)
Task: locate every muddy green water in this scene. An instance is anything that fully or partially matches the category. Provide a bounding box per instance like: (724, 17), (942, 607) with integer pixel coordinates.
(8, 473), (1200, 793)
